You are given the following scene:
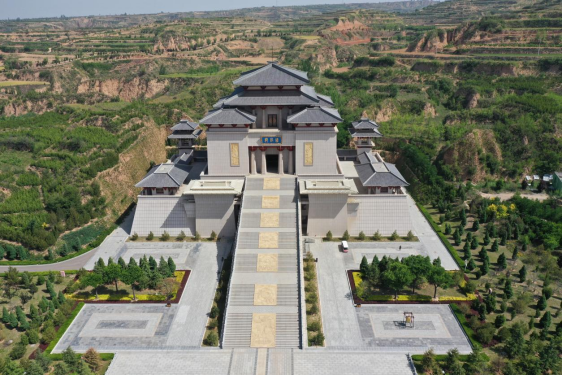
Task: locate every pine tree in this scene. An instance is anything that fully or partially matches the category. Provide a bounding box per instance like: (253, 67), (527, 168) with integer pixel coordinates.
(342, 230), (350, 241)
(472, 219), (480, 231)
(481, 259), (489, 275)
(537, 295), (547, 311)
(453, 228), (461, 246)
(128, 257), (138, 268)
(2, 306), (9, 323)
(540, 311), (552, 330)
(491, 239), (499, 252)
(518, 265), (527, 282)
(158, 256), (171, 277)
(471, 237), (479, 249)
(500, 232), (507, 246)
(464, 246), (471, 260)
(504, 279), (513, 299)
(512, 246), (518, 260)
(326, 230), (333, 240)
(468, 258), (476, 271)
(485, 293), (496, 313)
(9, 312), (19, 329)
(484, 231), (490, 245)
(445, 223), (452, 235)
(360, 256), (369, 277)
(498, 253), (507, 270)
(148, 256), (157, 271)
(167, 257), (176, 274)
(118, 257), (127, 269)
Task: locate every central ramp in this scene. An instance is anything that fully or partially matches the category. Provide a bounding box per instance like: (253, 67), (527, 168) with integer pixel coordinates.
(222, 177), (301, 348)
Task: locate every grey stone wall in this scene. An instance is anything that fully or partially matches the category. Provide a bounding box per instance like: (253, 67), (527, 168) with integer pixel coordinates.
(295, 130), (338, 175)
(130, 196), (195, 237)
(307, 194), (348, 237)
(347, 195), (413, 236)
(194, 195), (237, 237)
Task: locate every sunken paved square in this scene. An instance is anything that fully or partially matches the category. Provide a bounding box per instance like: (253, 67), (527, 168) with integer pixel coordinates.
(54, 304), (178, 352)
(356, 304), (472, 354)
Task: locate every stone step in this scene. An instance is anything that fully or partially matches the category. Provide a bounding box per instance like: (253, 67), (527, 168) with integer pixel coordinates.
(229, 285), (299, 306)
(235, 254), (298, 273)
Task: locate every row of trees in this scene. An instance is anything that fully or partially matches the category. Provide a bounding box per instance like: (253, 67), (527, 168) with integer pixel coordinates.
(358, 255), (457, 299)
(79, 255), (177, 300)
(326, 229), (415, 241)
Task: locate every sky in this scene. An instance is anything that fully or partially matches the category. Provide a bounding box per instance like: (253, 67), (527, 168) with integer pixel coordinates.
(2, 0), (400, 20)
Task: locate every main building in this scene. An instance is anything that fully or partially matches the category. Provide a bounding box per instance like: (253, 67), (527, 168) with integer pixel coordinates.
(131, 62), (412, 240)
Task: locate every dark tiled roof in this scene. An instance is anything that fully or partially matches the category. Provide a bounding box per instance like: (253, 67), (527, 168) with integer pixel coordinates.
(171, 120), (199, 131)
(233, 62), (309, 86)
(135, 163), (191, 188)
(213, 86), (320, 108)
(200, 108), (256, 125)
(352, 118), (380, 130)
(355, 152), (409, 188)
(287, 107), (342, 124)
(357, 151), (378, 164)
(349, 127), (383, 138)
(317, 93), (334, 107)
(168, 128), (203, 139)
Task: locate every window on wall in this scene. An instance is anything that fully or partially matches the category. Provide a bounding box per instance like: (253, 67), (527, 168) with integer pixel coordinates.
(156, 188), (164, 194)
(267, 114), (278, 128)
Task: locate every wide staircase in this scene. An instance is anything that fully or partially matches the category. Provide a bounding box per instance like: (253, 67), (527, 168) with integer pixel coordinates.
(222, 177), (301, 348)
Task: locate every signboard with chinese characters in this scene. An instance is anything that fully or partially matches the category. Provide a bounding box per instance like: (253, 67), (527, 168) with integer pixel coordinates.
(261, 136), (282, 144)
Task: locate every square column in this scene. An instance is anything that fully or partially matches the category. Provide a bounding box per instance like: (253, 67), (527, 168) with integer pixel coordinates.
(278, 149), (284, 175)
(261, 149), (267, 175)
(262, 107), (267, 129)
(250, 148), (257, 174)
(278, 107), (283, 130)
(287, 146), (294, 175)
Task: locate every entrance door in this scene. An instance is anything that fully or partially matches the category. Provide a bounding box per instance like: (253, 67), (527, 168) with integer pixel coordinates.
(266, 155), (279, 174)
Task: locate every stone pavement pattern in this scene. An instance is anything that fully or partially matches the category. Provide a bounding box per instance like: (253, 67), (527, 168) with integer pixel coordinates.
(53, 239), (232, 352)
(106, 349), (414, 375)
(310, 242), (471, 354)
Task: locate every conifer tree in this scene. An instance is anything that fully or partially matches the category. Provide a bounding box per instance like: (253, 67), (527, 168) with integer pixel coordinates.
(498, 253), (507, 270)
(504, 279), (513, 299)
(518, 265), (527, 282)
(167, 257), (176, 274)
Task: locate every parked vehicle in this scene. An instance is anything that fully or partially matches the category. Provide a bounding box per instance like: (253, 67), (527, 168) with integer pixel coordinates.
(341, 240), (349, 253)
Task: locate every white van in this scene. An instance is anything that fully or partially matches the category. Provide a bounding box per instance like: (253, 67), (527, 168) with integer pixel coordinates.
(341, 240), (349, 253)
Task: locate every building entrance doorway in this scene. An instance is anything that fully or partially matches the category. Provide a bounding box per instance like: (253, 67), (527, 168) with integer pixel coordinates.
(266, 155), (279, 174)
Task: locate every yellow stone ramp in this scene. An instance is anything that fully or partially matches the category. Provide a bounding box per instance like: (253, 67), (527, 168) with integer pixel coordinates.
(263, 178), (280, 190)
(262, 195), (280, 209)
(258, 232), (278, 248)
(254, 284), (277, 306)
(250, 313), (276, 348)
(257, 253), (278, 272)
(260, 212), (279, 228)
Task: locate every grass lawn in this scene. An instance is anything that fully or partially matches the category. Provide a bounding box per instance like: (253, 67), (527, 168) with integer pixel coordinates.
(68, 271), (185, 302)
(0, 81), (49, 87)
(352, 271), (472, 302)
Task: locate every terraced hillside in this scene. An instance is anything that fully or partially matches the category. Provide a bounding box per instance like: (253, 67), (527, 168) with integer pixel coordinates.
(0, 0), (559, 262)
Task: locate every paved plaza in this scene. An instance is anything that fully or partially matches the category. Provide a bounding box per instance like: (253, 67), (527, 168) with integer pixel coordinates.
(106, 349), (415, 375)
(310, 242), (471, 354)
(54, 239), (232, 352)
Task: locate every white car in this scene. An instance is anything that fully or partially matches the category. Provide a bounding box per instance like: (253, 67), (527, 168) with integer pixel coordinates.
(341, 240), (349, 253)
